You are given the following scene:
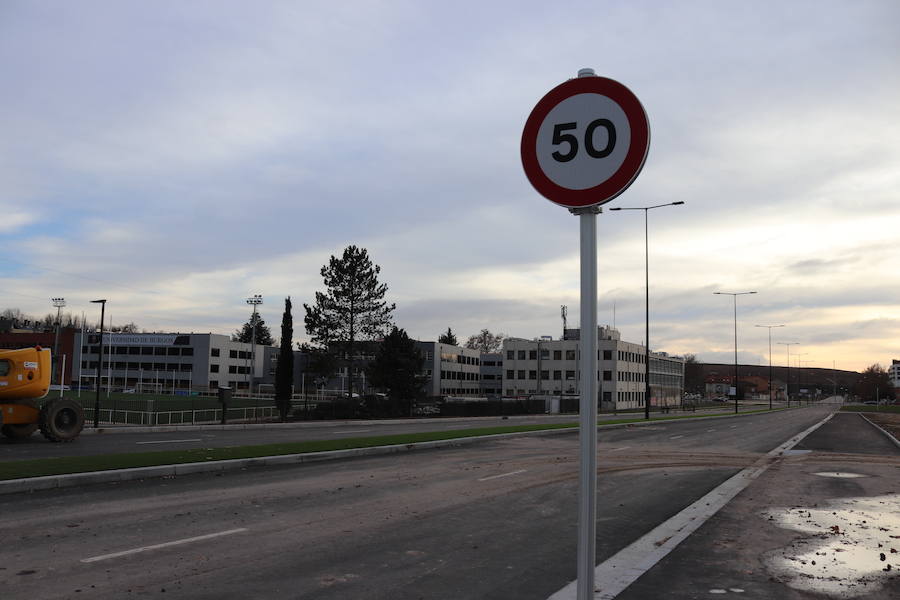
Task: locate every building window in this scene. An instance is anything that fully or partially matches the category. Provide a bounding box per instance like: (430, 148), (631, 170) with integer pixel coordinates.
(211, 348), (220, 357)
(528, 350), (537, 360)
(228, 365), (237, 374)
(566, 370), (576, 380)
(229, 350), (238, 358)
(507, 350), (514, 360)
(553, 370), (562, 380)
(506, 369), (514, 379)
(603, 350), (612, 360)
(210, 364), (219, 373)
(528, 370), (537, 380)
(603, 370), (612, 381)
(553, 350), (562, 360)
(518, 350), (526, 360)
(517, 370), (526, 380)
(540, 370), (549, 380)
(566, 350), (576, 360)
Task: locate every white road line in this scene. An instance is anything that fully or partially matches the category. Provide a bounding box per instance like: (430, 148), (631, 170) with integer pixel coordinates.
(135, 439), (202, 445)
(707, 429), (716, 432)
(547, 412), (835, 600)
(669, 435), (684, 440)
(730, 425), (738, 428)
(332, 429), (372, 434)
(610, 446), (631, 452)
(478, 469), (527, 482)
(81, 528), (248, 563)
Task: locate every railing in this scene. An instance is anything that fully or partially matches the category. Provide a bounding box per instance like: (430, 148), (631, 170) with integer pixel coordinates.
(84, 405), (280, 426)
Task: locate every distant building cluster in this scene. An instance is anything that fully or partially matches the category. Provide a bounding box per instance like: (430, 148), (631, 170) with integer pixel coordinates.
(0, 320), (686, 411)
(890, 360), (900, 388)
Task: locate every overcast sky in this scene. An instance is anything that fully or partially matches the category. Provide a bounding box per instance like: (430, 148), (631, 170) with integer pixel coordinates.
(2, 1), (898, 372)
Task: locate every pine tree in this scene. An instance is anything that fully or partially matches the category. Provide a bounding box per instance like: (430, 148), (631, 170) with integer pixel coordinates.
(304, 245), (395, 400)
(232, 315), (274, 346)
(438, 327), (458, 346)
(367, 327), (425, 416)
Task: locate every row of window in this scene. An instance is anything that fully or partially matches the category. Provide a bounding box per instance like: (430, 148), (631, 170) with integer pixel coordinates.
(504, 369), (649, 382)
(209, 364), (251, 374)
(441, 370), (480, 381)
(504, 349), (650, 364)
(440, 353), (481, 366)
(211, 348), (255, 360)
(81, 361), (193, 371)
(83, 345), (194, 357)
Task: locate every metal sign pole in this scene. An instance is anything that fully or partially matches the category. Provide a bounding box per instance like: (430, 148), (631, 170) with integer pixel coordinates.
(574, 206), (599, 599)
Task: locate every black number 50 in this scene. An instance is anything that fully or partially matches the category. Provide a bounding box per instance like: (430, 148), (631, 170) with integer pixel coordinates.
(550, 119), (616, 163)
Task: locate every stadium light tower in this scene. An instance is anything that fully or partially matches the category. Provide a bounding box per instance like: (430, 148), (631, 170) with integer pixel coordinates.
(51, 297), (66, 385)
(246, 294), (263, 397)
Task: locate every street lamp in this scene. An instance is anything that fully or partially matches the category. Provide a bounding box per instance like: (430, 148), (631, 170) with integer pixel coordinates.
(246, 294), (263, 398)
(610, 201), (684, 419)
(754, 324), (784, 410)
(90, 299), (107, 428)
(51, 297), (66, 385)
(714, 291), (757, 414)
(777, 342), (799, 406)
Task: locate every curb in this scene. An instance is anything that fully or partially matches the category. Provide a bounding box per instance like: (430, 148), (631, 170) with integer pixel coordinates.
(0, 407), (807, 496)
(858, 413), (900, 450)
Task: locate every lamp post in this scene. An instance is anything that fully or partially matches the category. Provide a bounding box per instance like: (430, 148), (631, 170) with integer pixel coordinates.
(90, 299), (106, 428)
(51, 297), (66, 385)
(777, 342), (799, 405)
(714, 291), (757, 414)
(796, 354), (810, 404)
(754, 324), (784, 410)
(246, 294), (263, 398)
(610, 201), (684, 419)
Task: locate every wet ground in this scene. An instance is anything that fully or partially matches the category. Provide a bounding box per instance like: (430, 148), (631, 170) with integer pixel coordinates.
(616, 412), (900, 599)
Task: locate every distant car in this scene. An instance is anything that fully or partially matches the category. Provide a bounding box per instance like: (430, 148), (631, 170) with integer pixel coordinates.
(863, 400), (877, 405)
(712, 397), (728, 402)
(122, 388), (136, 394)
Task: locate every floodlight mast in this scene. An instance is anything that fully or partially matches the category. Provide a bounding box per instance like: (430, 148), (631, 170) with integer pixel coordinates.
(51, 297), (66, 385)
(246, 295), (263, 398)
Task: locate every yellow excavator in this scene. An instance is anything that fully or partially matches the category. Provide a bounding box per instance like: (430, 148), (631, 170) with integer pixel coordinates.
(0, 347), (84, 442)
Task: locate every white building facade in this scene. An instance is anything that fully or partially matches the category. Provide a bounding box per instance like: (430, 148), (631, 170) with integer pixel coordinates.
(74, 332), (268, 392)
(501, 326), (684, 411)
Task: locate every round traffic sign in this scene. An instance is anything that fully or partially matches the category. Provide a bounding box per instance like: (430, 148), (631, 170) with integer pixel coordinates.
(521, 74), (650, 209)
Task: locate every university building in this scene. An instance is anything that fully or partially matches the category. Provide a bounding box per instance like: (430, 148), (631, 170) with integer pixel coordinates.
(501, 326), (684, 410)
(73, 332), (267, 392)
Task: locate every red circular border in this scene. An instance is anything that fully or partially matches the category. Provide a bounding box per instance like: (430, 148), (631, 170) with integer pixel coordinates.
(521, 76), (650, 208)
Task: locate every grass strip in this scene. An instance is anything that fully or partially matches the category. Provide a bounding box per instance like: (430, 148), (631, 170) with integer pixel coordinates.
(0, 408), (784, 481)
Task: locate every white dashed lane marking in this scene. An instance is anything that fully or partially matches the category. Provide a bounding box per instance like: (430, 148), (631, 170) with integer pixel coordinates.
(81, 528), (248, 563)
(478, 469), (527, 482)
(135, 439), (202, 445)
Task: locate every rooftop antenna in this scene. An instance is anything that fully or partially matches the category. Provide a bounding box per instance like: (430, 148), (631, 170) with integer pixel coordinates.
(561, 305), (568, 339)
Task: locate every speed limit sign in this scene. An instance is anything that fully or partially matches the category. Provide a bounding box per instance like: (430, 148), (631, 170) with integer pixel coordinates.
(521, 73), (650, 209)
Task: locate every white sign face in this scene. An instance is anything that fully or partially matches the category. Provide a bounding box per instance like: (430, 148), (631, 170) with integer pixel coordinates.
(535, 93), (632, 191)
(521, 75), (650, 209)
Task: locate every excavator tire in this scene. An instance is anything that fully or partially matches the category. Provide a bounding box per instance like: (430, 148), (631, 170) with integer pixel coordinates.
(39, 397), (84, 442)
(1, 423), (39, 439)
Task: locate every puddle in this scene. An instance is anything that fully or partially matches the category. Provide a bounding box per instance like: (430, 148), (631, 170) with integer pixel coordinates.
(813, 472), (868, 479)
(761, 494), (900, 598)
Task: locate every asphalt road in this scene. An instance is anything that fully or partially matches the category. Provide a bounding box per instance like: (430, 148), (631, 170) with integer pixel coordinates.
(0, 406), (759, 461)
(1, 406), (836, 600)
